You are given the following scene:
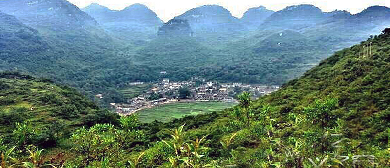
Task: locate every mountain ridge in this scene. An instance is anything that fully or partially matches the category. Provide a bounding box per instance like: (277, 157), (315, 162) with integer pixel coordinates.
(83, 3), (163, 42)
(241, 6), (274, 30)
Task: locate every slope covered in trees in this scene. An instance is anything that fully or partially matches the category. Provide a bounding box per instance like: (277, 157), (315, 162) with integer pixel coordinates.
(0, 72), (119, 148)
(0, 11), (47, 55)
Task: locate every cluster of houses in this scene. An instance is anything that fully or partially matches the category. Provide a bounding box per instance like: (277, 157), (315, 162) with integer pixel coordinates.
(194, 82), (232, 102)
(111, 78), (279, 115)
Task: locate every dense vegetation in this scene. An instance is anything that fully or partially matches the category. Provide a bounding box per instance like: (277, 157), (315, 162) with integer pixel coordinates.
(1, 30), (389, 167)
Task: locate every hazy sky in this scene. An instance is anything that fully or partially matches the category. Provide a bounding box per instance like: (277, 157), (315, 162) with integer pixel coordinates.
(68, 0), (390, 22)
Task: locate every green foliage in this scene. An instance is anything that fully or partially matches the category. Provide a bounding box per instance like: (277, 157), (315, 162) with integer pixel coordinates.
(0, 72), (120, 148)
(22, 145), (45, 168)
(70, 124), (120, 166)
(120, 115), (139, 130)
(178, 87), (192, 99)
(12, 122), (36, 147)
(128, 152), (145, 168)
(237, 92), (251, 108)
(147, 92), (163, 100)
(304, 98), (339, 127)
(159, 125), (209, 168)
(233, 92), (254, 126)
(0, 146), (16, 168)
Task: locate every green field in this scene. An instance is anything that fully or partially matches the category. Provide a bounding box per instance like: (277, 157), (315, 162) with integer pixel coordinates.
(137, 101), (237, 123)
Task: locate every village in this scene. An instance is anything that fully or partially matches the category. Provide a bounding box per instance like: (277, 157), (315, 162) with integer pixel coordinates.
(110, 78), (280, 115)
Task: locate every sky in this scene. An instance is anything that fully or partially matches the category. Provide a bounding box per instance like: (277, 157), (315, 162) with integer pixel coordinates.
(68, 0), (390, 22)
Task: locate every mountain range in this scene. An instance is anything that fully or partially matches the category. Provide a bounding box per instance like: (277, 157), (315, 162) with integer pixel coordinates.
(83, 3), (163, 42)
(0, 1), (389, 104)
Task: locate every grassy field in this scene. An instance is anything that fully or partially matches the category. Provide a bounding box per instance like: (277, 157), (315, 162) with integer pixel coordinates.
(137, 101), (237, 123)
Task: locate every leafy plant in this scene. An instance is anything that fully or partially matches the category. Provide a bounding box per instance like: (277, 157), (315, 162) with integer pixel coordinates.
(22, 145), (45, 168)
(128, 152), (145, 168)
(0, 146), (16, 168)
(12, 122), (35, 147)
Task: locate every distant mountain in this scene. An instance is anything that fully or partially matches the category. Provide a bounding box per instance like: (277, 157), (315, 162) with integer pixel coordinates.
(0, 0), (113, 50)
(301, 6), (390, 49)
(82, 3), (113, 21)
(325, 10), (352, 19)
(261, 4), (327, 30)
(83, 3), (163, 42)
(0, 11), (47, 55)
(0, 0), (121, 100)
(175, 5), (247, 44)
(0, 0), (97, 31)
(157, 19), (193, 37)
(351, 6), (390, 31)
(354, 5), (390, 20)
(241, 6), (274, 30)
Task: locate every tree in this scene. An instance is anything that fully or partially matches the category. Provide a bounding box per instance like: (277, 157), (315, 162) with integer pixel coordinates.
(148, 93), (162, 101)
(237, 92), (251, 109)
(304, 98), (338, 128)
(178, 87), (191, 99)
(382, 28), (390, 35)
(237, 92), (253, 126)
(120, 115), (139, 130)
(70, 124), (121, 166)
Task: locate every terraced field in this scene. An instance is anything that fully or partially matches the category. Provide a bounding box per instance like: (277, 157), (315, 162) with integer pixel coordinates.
(120, 84), (152, 99)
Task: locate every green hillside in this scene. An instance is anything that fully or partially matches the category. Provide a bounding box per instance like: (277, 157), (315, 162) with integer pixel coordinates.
(0, 72), (119, 148)
(116, 30), (389, 167)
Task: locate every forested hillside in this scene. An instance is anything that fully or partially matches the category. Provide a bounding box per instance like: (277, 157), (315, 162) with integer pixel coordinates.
(0, 72), (118, 148)
(1, 30), (389, 167)
(0, 11), (47, 54)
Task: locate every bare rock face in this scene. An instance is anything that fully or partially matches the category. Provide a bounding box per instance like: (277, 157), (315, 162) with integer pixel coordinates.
(157, 19), (193, 37)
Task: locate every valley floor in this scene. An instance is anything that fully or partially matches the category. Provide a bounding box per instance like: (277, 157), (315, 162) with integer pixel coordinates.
(137, 101), (237, 123)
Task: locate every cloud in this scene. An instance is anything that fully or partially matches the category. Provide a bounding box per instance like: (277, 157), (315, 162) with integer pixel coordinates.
(68, 0), (390, 22)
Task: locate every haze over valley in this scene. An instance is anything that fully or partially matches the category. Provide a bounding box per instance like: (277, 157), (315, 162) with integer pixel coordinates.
(1, 0), (389, 104)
